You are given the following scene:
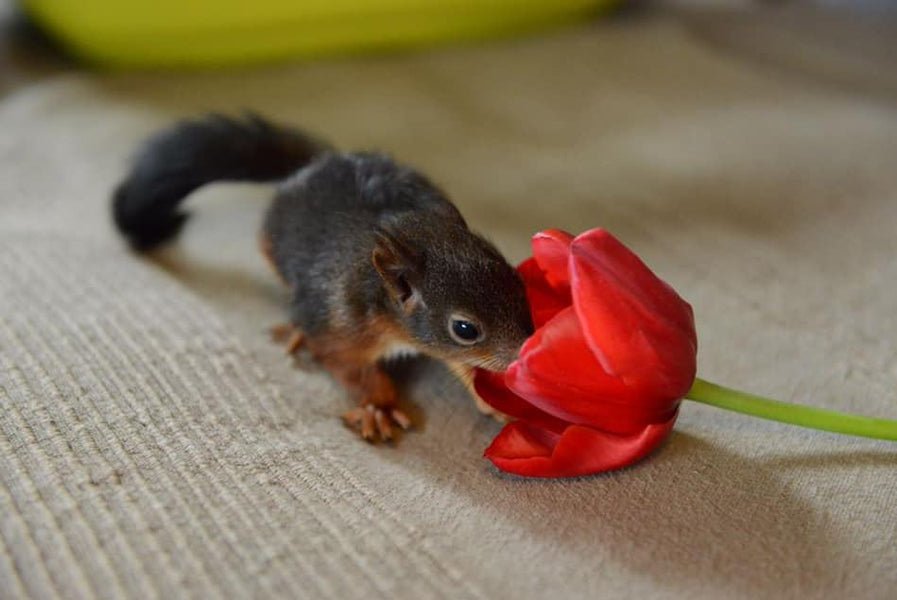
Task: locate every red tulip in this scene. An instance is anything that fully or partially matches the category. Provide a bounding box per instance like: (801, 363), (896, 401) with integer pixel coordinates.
(474, 228), (698, 478)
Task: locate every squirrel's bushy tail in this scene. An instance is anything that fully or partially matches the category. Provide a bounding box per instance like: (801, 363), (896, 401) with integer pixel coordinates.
(112, 113), (328, 249)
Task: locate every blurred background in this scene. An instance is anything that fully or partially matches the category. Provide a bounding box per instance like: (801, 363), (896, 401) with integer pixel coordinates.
(3, 1), (897, 89)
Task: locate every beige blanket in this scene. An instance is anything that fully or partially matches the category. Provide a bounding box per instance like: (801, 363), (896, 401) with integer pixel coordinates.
(2, 7), (896, 599)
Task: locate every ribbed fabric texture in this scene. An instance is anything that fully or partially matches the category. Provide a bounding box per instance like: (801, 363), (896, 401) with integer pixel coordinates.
(0, 236), (482, 600)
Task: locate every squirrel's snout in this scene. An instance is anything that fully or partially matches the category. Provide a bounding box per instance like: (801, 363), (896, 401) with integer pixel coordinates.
(476, 345), (522, 373)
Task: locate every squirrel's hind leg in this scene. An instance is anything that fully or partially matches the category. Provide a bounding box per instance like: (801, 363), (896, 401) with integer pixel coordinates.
(270, 322), (305, 355)
(262, 230), (308, 357)
(258, 230), (289, 286)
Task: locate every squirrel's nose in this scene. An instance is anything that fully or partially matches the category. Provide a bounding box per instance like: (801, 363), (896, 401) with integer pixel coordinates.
(495, 344), (524, 371)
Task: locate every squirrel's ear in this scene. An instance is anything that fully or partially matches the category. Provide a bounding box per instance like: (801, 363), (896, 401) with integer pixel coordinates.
(372, 231), (422, 312)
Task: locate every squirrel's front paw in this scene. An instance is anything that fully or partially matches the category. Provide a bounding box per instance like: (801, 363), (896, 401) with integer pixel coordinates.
(341, 404), (411, 443)
(341, 366), (412, 443)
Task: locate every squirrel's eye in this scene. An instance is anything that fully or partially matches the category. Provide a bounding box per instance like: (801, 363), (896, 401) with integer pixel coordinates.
(449, 317), (482, 346)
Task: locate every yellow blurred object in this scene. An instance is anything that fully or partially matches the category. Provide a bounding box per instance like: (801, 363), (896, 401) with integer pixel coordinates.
(21, 0), (618, 68)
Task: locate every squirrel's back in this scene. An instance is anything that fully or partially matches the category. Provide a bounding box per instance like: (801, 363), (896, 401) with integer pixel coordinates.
(262, 151), (470, 321)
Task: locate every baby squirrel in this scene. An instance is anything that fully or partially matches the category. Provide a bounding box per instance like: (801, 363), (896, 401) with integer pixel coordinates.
(113, 114), (533, 442)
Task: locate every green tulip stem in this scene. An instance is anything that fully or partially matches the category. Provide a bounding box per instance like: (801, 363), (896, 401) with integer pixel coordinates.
(686, 378), (897, 441)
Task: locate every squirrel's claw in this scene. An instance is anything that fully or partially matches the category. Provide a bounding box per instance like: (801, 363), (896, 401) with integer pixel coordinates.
(341, 404), (411, 443)
(373, 408), (392, 441)
(270, 322), (305, 355)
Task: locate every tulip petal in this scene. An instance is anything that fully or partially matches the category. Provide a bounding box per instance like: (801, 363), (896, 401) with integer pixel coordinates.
(510, 307), (629, 404)
(518, 258), (570, 329)
(473, 368), (569, 434)
(505, 306), (677, 434)
(485, 410), (678, 478)
(532, 229), (575, 292)
(485, 420), (560, 461)
(569, 229), (697, 400)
